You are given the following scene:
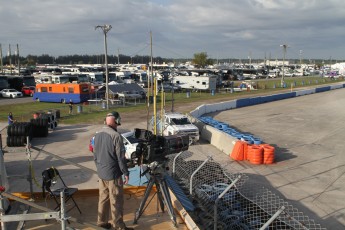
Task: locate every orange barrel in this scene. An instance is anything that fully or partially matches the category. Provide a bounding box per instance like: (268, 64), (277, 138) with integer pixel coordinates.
(247, 145), (253, 161)
(230, 141), (245, 161)
(247, 144), (260, 162)
(243, 142), (249, 160)
(262, 145), (275, 164)
(249, 145), (263, 165)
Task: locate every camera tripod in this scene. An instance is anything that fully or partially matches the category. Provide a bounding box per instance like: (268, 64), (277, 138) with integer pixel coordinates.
(133, 161), (177, 227)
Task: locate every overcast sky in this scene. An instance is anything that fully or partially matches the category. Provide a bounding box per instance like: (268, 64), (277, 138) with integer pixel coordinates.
(1, 0), (344, 60)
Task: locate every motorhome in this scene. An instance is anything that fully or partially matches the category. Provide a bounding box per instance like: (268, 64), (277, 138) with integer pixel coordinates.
(172, 75), (217, 91)
(132, 71), (148, 87)
(0, 76), (9, 90)
(0, 76), (36, 91)
(51, 75), (70, 84)
(88, 72), (104, 84)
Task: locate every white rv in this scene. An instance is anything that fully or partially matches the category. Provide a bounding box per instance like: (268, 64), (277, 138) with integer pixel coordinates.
(88, 72), (104, 84)
(172, 75), (217, 90)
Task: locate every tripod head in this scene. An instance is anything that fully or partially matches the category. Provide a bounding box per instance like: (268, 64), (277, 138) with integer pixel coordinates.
(140, 161), (168, 177)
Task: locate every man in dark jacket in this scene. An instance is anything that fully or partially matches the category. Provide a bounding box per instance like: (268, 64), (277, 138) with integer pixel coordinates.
(93, 111), (133, 230)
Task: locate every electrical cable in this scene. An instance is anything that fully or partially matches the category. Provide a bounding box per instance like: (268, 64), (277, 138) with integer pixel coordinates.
(26, 146), (41, 188)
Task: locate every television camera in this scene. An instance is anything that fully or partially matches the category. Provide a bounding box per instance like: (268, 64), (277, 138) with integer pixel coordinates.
(125, 128), (189, 168)
(128, 128), (189, 227)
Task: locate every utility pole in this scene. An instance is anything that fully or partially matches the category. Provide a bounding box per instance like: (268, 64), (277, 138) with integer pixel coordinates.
(95, 24), (112, 110)
(0, 44), (3, 74)
(8, 44), (12, 75)
(117, 48), (120, 65)
(17, 44), (20, 76)
(150, 31), (153, 96)
(171, 75), (175, 113)
(146, 31), (153, 130)
(280, 44), (288, 87)
(249, 51), (252, 78)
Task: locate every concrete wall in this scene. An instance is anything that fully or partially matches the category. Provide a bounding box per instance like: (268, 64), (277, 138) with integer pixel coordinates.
(195, 120), (237, 155)
(296, 89), (315, 96)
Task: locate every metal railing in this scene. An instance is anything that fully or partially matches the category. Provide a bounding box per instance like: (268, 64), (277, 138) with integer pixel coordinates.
(168, 151), (325, 230)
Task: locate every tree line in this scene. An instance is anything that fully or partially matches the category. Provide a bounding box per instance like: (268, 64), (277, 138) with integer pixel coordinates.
(1, 52), (340, 68)
(1, 54), (178, 66)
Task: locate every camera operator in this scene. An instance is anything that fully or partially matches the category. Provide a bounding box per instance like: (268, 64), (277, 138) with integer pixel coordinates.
(93, 111), (134, 230)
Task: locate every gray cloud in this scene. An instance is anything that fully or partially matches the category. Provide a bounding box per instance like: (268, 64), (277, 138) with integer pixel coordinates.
(0, 0), (344, 59)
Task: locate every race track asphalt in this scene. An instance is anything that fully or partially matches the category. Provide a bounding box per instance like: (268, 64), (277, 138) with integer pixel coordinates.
(208, 88), (345, 229)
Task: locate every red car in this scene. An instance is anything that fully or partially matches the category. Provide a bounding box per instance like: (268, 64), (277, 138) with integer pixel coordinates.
(21, 86), (35, 96)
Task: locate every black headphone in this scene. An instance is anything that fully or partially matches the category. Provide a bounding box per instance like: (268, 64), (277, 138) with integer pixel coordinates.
(115, 116), (121, 125)
(107, 112), (121, 125)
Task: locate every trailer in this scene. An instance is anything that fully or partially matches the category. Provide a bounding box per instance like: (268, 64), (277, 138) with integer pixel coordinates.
(0, 75), (36, 91)
(172, 75), (217, 91)
(33, 83), (91, 103)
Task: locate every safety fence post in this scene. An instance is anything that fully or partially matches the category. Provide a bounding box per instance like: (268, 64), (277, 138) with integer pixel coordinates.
(214, 175), (242, 230)
(259, 206), (286, 230)
(172, 151), (184, 178)
(189, 156), (212, 195)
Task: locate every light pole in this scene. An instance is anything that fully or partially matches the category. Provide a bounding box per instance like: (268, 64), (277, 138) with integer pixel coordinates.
(17, 44), (20, 76)
(0, 44), (3, 74)
(280, 44), (288, 87)
(117, 48), (120, 65)
(95, 24), (112, 110)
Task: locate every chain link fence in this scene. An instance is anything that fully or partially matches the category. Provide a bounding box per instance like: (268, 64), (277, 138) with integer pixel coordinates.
(167, 151), (325, 230)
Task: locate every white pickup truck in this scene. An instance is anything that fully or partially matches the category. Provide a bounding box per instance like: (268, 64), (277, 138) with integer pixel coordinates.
(152, 113), (200, 144)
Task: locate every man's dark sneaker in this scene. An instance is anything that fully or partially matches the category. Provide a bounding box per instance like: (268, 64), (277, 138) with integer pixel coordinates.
(97, 223), (112, 229)
(115, 227), (134, 230)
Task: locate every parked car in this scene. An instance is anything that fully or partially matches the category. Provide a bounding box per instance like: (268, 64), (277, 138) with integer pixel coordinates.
(284, 71), (295, 77)
(267, 71), (278, 78)
(21, 86), (35, 96)
(121, 131), (143, 167)
(293, 71), (303, 77)
(0, 89), (23, 98)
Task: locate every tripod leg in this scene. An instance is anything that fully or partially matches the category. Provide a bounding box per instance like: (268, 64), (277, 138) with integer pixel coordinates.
(156, 185), (165, 212)
(159, 179), (177, 227)
(133, 177), (155, 224)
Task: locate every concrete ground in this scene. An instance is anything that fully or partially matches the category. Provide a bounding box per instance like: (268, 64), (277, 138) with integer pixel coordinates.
(208, 88), (345, 229)
(1, 87), (345, 229)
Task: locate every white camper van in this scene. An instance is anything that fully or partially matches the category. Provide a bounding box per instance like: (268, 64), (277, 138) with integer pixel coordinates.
(172, 75), (217, 91)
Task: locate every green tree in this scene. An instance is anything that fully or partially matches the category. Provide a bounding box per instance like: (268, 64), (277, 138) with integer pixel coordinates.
(192, 52), (213, 68)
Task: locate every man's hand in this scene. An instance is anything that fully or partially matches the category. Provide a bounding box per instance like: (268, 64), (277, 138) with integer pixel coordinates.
(124, 175), (129, 185)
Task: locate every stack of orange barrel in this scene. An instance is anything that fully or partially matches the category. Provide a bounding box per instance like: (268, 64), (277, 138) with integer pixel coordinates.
(230, 141), (275, 165)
